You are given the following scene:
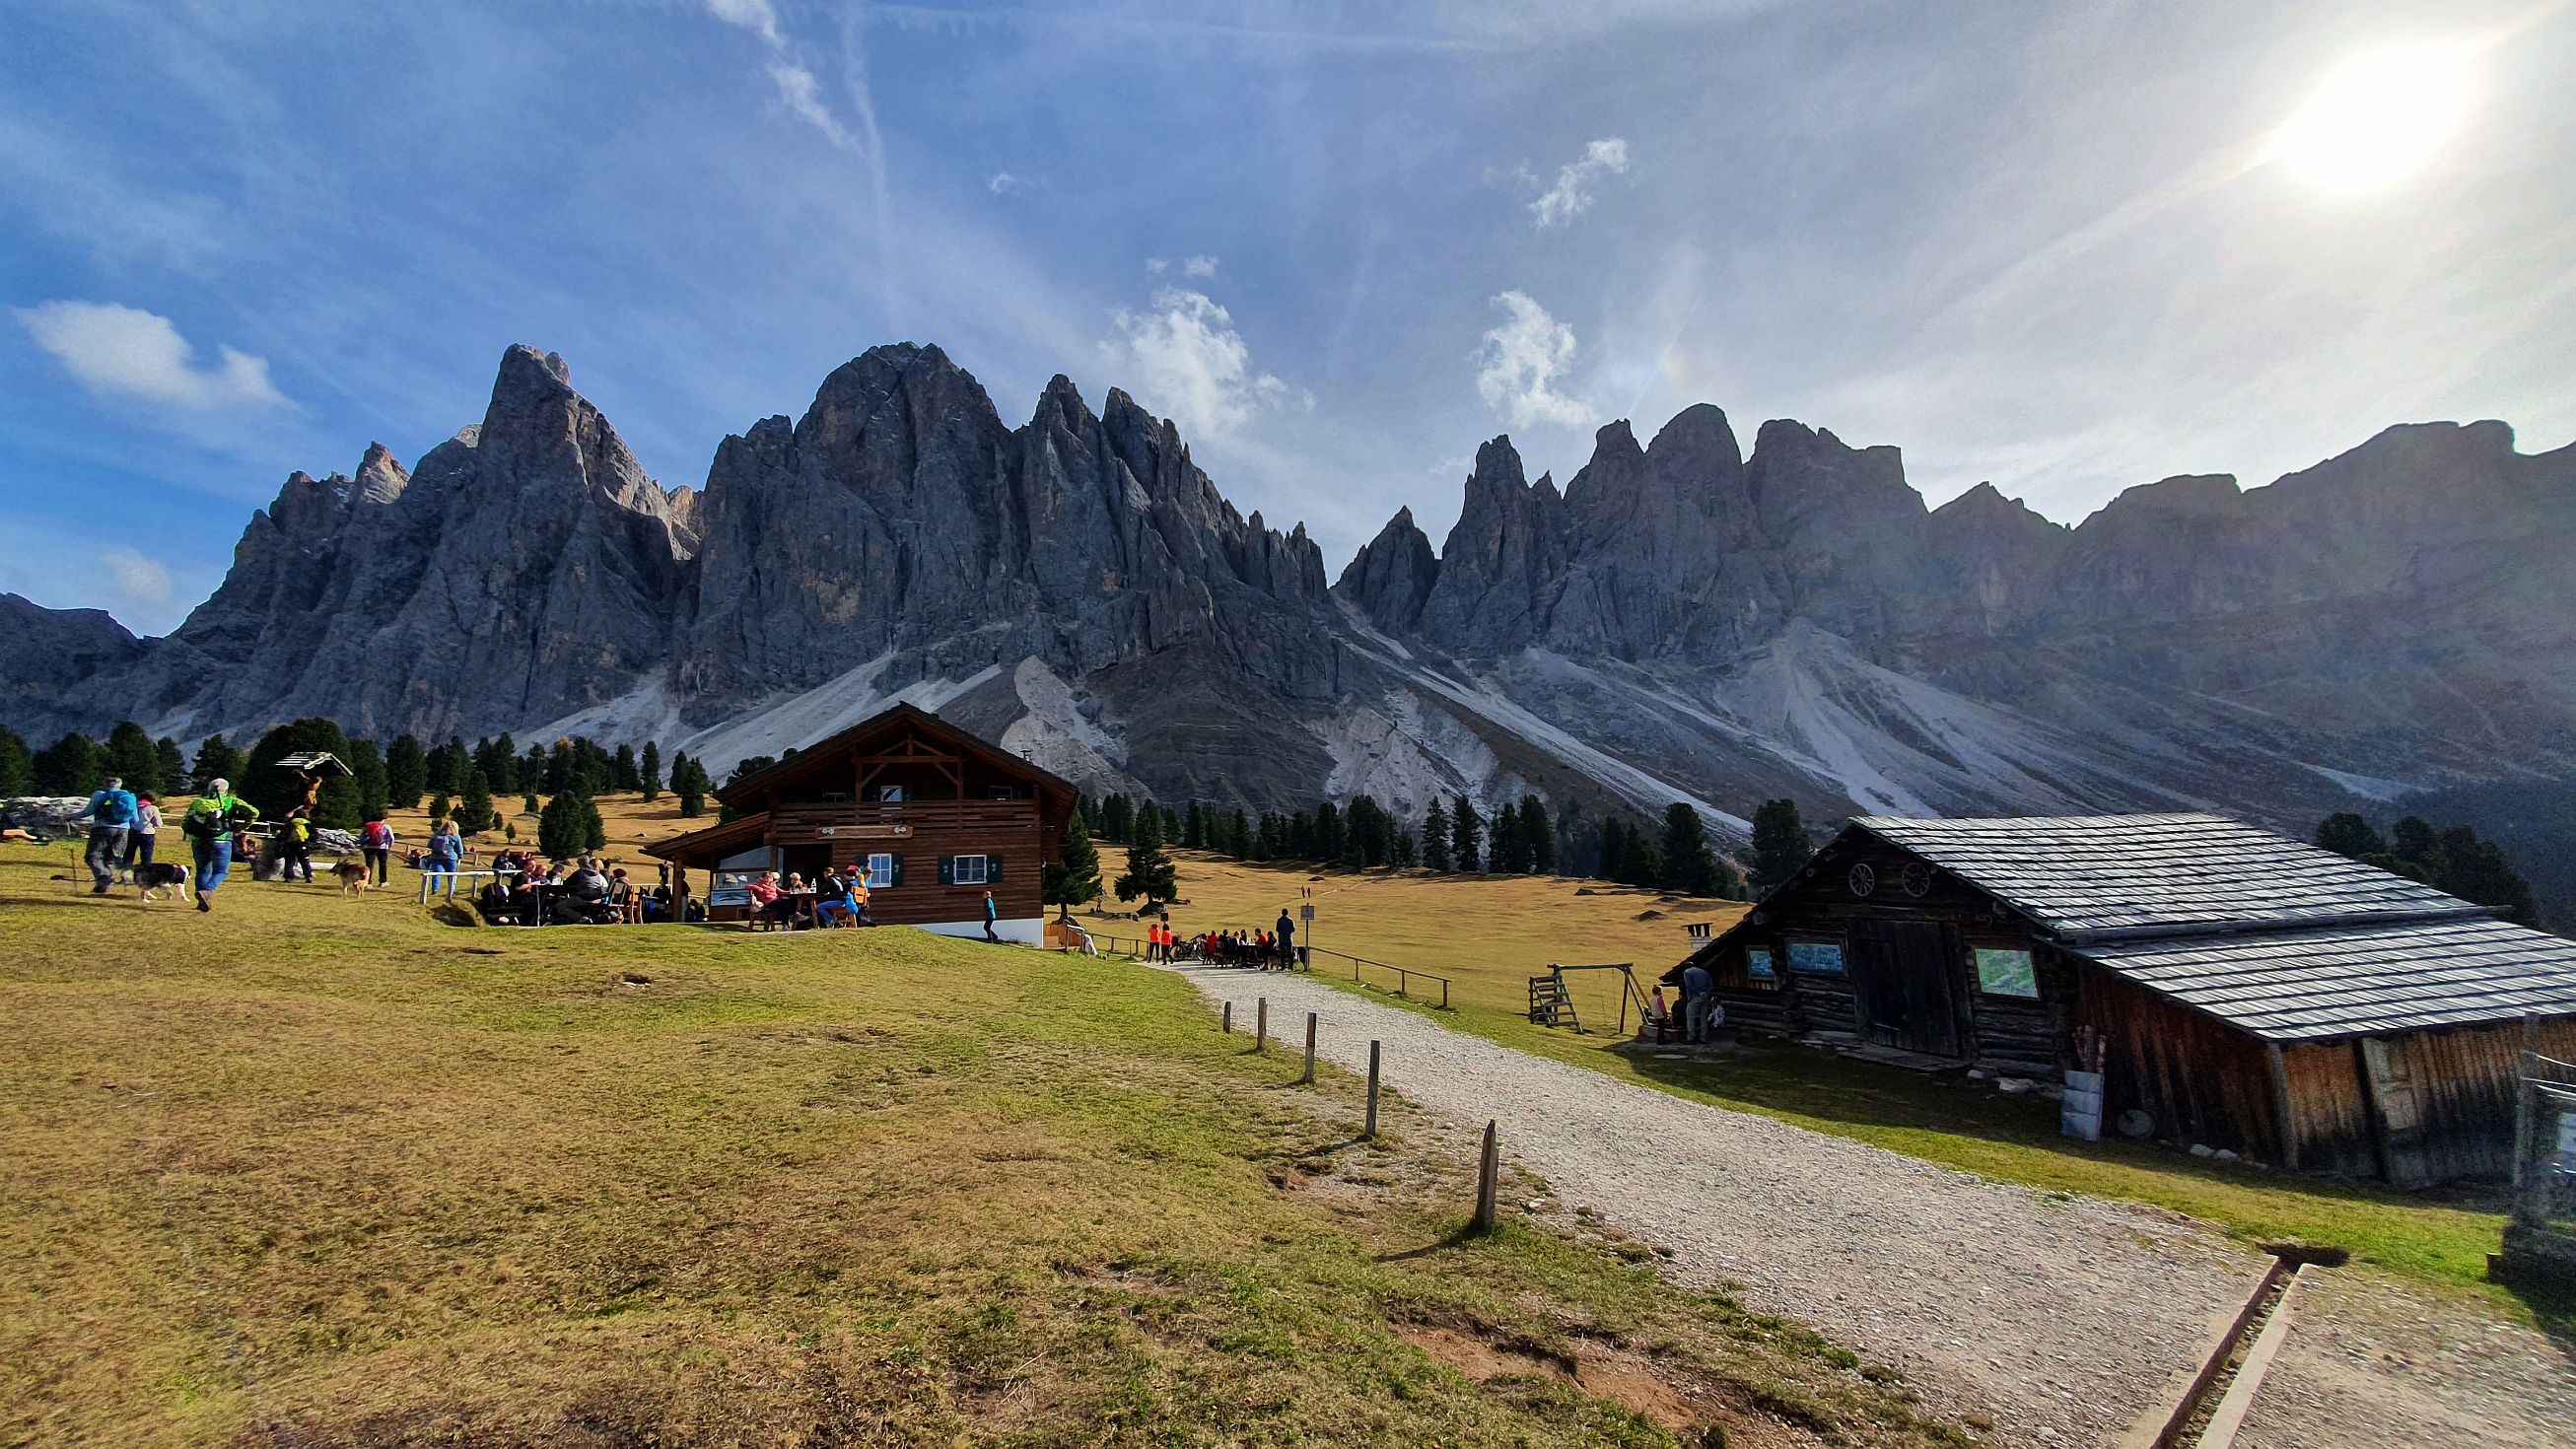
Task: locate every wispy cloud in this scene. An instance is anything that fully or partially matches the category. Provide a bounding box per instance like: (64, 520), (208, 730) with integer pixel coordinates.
(1181, 254), (1218, 278)
(987, 171), (1020, 194)
(1475, 291), (1588, 428)
(102, 546), (174, 609)
(1100, 287), (1297, 439)
(1529, 137), (1629, 229)
(15, 300), (288, 415)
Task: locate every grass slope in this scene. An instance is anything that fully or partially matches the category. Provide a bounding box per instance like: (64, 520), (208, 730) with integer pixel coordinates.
(1152, 855), (2550, 1321)
(0, 845), (1966, 1448)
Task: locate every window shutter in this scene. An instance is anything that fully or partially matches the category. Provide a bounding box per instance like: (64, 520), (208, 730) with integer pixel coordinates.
(889, 855), (905, 887)
(938, 856), (954, 886)
(988, 855), (1003, 882)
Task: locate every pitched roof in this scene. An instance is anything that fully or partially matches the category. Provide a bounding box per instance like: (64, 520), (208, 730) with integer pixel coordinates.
(1848, 812), (2479, 942)
(2078, 915), (2576, 1041)
(713, 701), (1077, 822)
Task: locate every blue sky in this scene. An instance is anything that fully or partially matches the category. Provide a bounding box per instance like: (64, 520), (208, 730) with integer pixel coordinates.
(5, 0), (2572, 635)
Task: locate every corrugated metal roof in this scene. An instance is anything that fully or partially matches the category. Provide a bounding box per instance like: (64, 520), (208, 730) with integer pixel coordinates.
(2079, 915), (2576, 1041)
(1850, 812), (2478, 940)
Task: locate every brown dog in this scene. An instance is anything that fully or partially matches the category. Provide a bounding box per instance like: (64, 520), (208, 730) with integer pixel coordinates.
(332, 861), (372, 896)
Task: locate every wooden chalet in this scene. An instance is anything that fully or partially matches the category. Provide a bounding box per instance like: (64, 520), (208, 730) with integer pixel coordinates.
(1666, 813), (2576, 1186)
(644, 704), (1076, 942)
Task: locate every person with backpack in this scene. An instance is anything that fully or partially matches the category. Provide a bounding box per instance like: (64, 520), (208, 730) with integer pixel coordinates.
(424, 820), (462, 896)
(1275, 908), (1296, 971)
(74, 776), (139, 894)
(360, 811), (395, 886)
(181, 781), (257, 913)
(279, 803), (316, 883)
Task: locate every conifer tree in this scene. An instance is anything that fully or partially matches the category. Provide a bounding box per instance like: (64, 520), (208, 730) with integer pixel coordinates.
(1048, 811), (1103, 917)
(614, 743), (640, 793)
(0, 725), (31, 796)
(582, 794), (606, 852)
(2315, 812), (2383, 861)
(1521, 795), (1556, 874)
(674, 752), (706, 819)
(1450, 794), (1483, 873)
(105, 721), (160, 794)
(427, 792), (453, 830)
(1490, 800), (1528, 873)
(458, 768), (497, 834)
(537, 791), (585, 860)
(1115, 806), (1177, 910)
(1595, 818), (1626, 880)
(348, 737), (387, 815)
(383, 734), (425, 809)
(641, 741), (662, 800)
(1747, 798), (1813, 895)
(1421, 799), (1453, 871)
(1659, 803), (1731, 897)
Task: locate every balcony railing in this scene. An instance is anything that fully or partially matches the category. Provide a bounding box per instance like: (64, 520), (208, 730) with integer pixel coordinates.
(768, 797), (1039, 843)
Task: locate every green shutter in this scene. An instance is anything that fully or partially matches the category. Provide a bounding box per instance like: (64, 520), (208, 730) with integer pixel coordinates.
(988, 855), (1002, 882)
(938, 856), (954, 886)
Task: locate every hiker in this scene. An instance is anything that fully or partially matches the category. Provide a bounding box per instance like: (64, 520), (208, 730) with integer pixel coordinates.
(360, 811), (395, 886)
(424, 820), (462, 895)
(1681, 960), (1714, 1043)
(1644, 985), (1674, 1043)
(279, 803), (316, 883)
(814, 869), (857, 928)
(849, 869), (873, 925)
(75, 776), (138, 894)
(1275, 908), (1296, 971)
(125, 792), (162, 875)
(982, 888), (1000, 942)
(181, 780), (256, 913)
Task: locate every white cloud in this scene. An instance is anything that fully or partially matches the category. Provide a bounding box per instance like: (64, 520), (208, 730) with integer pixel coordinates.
(1475, 291), (1590, 429)
(704, 0), (781, 46)
(1145, 256), (1169, 275)
(1100, 288), (1294, 439)
(14, 301), (288, 414)
(1182, 254), (1219, 278)
(103, 547), (174, 609)
(1529, 137), (1631, 228)
(988, 171), (1020, 194)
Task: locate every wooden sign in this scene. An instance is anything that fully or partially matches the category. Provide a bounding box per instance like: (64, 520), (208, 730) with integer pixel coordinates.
(817, 823), (911, 839)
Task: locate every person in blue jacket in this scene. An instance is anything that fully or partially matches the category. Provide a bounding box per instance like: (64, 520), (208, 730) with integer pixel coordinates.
(75, 776), (138, 894)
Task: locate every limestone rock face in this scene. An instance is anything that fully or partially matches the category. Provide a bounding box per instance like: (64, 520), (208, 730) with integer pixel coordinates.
(0, 594), (146, 730)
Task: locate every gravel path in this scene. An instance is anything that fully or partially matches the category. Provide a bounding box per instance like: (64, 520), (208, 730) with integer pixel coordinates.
(1165, 964), (2264, 1446)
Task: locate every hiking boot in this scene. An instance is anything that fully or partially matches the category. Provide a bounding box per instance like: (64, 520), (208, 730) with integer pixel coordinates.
(197, 895), (212, 913)
(92, 883), (109, 895)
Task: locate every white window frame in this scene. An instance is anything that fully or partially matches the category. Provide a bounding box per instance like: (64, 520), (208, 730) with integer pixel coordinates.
(951, 854), (989, 885)
(866, 853), (894, 890)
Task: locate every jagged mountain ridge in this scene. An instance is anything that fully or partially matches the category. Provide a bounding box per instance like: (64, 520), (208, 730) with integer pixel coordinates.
(15, 341), (2576, 853)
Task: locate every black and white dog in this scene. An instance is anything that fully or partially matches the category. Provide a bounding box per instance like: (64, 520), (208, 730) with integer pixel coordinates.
(132, 862), (192, 903)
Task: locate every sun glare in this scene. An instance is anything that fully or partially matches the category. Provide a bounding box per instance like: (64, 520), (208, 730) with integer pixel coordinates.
(2268, 42), (2475, 194)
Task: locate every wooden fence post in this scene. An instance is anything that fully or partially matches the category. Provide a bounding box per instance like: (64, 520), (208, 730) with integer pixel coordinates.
(1301, 1011), (1317, 1084)
(1471, 1120), (1498, 1233)
(1221, 1000), (1232, 1034)
(1256, 998), (1268, 1052)
(1364, 1041), (1381, 1138)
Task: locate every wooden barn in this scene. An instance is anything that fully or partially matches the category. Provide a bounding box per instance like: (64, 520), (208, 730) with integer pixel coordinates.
(645, 704), (1076, 942)
(1664, 813), (2576, 1186)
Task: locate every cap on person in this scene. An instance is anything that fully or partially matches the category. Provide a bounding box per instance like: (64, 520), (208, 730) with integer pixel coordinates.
(104, 776), (121, 789)
(210, 778), (229, 794)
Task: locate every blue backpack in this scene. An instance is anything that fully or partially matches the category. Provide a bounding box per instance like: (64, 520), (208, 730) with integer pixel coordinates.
(91, 789), (137, 827)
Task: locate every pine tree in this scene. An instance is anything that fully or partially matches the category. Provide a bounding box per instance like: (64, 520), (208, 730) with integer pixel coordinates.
(1101, 794), (1132, 844)
(1314, 801), (1344, 863)
(1389, 825), (1418, 868)
(1450, 794), (1483, 873)
(1618, 823), (1663, 888)
(522, 791), (540, 818)
(1350, 794), (1393, 866)
(674, 752), (706, 819)
(1596, 818), (1626, 880)
(2438, 825), (2538, 925)
(383, 734), (426, 809)
(424, 738), (462, 796)
(1659, 803), (1730, 897)
(244, 720), (365, 828)
(2315, 812), (2384, 861)
(458, 768), (496, 834)
(1421, 799), (1453, 871)
(1115, 806), (1177, 909)
(1748, 798), (1814, 895)
(427, 793), (453, 830)
(641, 741), (662, 801)
(0, 725), (32, 795)
(1490, 800), (1528, 873)
(153, 735), (187, 795)
(1521, 795), (1556, 874)
(348, 737), (387, 815)
(537, 792), (585, 860)
(104, 721), (160, 794)
(1047, 811), (1102, 917)
(582, 794), (606, 852)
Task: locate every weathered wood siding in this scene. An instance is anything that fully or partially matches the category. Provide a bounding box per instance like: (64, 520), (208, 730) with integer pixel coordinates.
(2079, 966), (2279, 1161)
(2277, 1041), (2376, 1178)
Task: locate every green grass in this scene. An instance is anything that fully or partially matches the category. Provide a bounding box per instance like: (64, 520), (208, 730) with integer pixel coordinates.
(0, 845), (1970, 1447)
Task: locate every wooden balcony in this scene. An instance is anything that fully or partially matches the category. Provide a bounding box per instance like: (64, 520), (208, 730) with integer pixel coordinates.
(768, 797), (1040, 845)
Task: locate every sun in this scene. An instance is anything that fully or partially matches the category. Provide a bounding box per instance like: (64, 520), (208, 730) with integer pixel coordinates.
(2267, 42), (2474, 194)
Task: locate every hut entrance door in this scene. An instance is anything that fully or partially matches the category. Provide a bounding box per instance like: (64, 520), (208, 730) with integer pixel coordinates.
(1848, 919), (1964, 1059)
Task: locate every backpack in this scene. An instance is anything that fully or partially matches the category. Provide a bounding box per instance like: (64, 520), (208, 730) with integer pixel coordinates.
(363, 821), (392, 849)
(93, 790), (136, 827)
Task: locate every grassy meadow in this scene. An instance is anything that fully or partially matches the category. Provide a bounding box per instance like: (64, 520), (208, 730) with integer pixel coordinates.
(0, 842), (1968, 1448)
(1149, 853), (2549, 1320)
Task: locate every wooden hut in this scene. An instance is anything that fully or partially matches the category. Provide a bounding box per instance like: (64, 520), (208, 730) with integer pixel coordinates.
(1664, 813), (2576, 1186)
(644, 704), (1076, 942)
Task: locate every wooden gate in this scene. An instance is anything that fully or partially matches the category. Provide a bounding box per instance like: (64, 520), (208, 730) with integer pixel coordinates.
(2358, 1037), (2432, 1189)
(1848, 919), (1964, 1059)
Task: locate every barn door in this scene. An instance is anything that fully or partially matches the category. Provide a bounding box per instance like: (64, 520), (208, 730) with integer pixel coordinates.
(1850, 920), (1964, 1059)
(2357, 1037), (2431, 1188)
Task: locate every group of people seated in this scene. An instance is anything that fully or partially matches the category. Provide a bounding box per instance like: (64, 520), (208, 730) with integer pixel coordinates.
(472, 851), (699, 927)
(742, 867), (874, 931)
(1133, 915), (1299, 970)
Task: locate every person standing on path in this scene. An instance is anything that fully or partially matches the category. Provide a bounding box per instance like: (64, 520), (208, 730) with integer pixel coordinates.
(183, 781), (256, 913)
(75, 776), (138, 894)
(1681, 960), (1714, 1043)
(1275, 908), (1296, 972)
(360, 811), (395, 886)
(982, 889), (1001, 942)
(125, 792), (162, 875)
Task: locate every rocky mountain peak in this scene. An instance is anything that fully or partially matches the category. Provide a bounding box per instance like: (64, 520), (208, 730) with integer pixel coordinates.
(1645, 402), (1743, 474)
(353, 442), (410, 507)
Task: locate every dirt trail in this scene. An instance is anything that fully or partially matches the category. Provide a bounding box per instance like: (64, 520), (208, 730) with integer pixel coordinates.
(1163, 963), (2572, 1447)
